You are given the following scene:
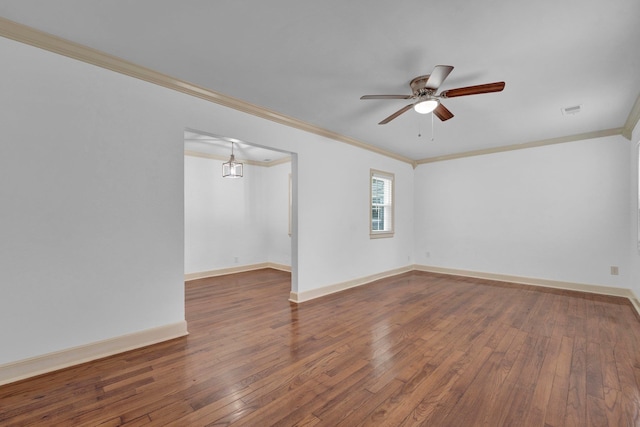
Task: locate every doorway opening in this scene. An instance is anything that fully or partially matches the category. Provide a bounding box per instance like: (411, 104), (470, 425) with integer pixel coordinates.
(183, 128), (297, 294)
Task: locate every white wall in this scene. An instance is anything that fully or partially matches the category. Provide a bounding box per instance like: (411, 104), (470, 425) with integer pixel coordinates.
(295, 137), (415, 289)
(184, 155), (291, 273)
(5, 29), (632, 371)
(265, 161), (293, 267)
(414, 136), (631, 288)
(0, 38), (186, 364)
(0, 37), (413, 365)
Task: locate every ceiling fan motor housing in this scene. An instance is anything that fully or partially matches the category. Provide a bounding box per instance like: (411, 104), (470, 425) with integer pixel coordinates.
(410, 75), (435, 96)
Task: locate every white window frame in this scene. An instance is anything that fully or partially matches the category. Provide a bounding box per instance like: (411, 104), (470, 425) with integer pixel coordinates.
(370, 169), (394, 238)
(288, 173), (292, 237)
(637, 142), (640, 251)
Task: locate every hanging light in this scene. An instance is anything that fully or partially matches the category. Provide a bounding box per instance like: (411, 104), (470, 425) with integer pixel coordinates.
(222, 142), (243, 178)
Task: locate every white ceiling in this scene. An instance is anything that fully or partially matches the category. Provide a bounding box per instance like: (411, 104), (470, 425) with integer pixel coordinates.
(1, 0), (638, 161)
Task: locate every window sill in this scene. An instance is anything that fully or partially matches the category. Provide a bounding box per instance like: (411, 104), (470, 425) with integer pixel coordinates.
(370, 232), (394, 239)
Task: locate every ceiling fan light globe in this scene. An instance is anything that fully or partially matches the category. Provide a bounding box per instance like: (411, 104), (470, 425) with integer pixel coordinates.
(414, 99), (439, 114)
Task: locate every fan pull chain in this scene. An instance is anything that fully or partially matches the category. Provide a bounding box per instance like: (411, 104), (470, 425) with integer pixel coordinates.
(431, 111), (435, 141)
(418, 113), (435, 141)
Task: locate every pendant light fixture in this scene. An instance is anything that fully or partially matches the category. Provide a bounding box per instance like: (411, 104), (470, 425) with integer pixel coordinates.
(222, 142), (243, 178)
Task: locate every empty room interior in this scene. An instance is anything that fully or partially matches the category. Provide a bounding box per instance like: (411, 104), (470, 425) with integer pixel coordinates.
(1, 1), (640, 425)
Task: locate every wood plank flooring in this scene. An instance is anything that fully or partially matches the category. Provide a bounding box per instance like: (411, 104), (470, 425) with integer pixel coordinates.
(2, 269), (640, 426)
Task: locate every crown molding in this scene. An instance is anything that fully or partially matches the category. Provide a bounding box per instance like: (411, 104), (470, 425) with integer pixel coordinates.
(415, 128), (625, 165)
(623, 93), (640, 140)
(266, 156), (294, 167)
(1, 16), (637, 166)
(0, 16), (414, 166)
(184, 149), (290, 167)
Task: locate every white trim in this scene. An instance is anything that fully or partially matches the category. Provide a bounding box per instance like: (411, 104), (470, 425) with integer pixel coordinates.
(629, 289), (640, 315)
(185, 263), (291, 282)
(3, 266), (637, 386)
(0, 17), (414, 166)
(289, 264), (640, 318)
(289, 266), (413, 303)
(369, 232), (395, 239)
(370, 169), (395, 237)
(0, 321), (188, 386)
(623, 93), (640, 140)
(266, 263), (292, 273)
(267, 157), (294, 168)
(1, 17), (637, 166)
(637, 141), (640, 253)
(413, 264), (635, 299)
(415, 128), (626, 165)
(184, 150), (291, 168)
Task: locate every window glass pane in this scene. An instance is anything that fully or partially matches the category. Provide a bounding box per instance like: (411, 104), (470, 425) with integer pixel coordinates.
(372, 206), (384, 230)
(370, 170), (394, 236)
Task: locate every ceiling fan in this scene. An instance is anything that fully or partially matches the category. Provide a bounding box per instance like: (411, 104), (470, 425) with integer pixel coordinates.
(361, 65), (505, 125)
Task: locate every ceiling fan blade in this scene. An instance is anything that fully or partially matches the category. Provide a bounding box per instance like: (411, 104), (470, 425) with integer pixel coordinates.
(433, 103), (454, 121)
(425, 65), (454, 90)
(379, 104), (414, 125)
(440, 81), (505, 98)
(361, 94), (412, 100)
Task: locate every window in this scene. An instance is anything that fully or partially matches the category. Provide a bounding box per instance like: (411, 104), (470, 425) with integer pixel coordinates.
(370, 169), (394, 238)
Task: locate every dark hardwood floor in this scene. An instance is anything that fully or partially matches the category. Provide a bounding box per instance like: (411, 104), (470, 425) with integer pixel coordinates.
(2, 269), (640, 426)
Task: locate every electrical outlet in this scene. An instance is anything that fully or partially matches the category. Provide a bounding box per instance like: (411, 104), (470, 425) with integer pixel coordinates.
(234, 257), (239, 264)
(425, 251), (430, 258)
(610, 266), (619, 275)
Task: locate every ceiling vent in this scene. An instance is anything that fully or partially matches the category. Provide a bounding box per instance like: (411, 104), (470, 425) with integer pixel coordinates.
(561, 104), (582, 116)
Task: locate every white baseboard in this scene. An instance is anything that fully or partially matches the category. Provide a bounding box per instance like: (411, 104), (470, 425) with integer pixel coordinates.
(629, 289), (640, 316)
(267, 263), (292, 273)
(413, 264), (633, 297)
(289, 264), (640, 318)
(289, 266), (413, 303)
(413, 264), (640, 316)
(5, 266), (637, 386)
(185, 262), (291, 282)
(0, 320), (188, 386)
